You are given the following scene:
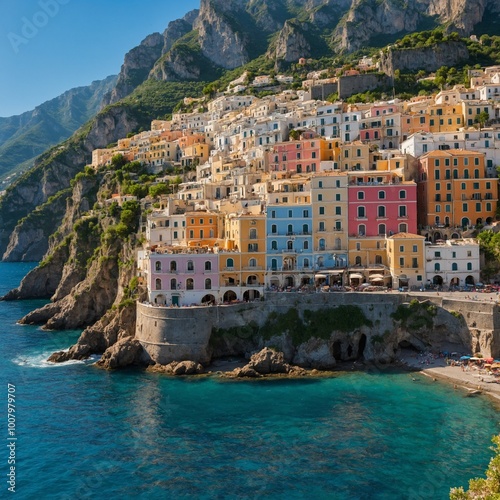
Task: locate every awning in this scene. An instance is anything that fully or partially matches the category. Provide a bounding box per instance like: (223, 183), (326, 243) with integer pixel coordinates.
(369, 274), (385, 280)
(350, 273), (363, 279)
(327, 270), (343, 274)
(315, 274), (327, 279)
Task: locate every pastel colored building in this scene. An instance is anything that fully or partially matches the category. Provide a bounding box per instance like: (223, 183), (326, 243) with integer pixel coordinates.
(425, 238), (480, 288)
(386, 233), (426, 289)
(417, 149), (498, 228)
(148, 251), (220, 306)
(347, 171), (417, 238)
(266, 203), (313, 289)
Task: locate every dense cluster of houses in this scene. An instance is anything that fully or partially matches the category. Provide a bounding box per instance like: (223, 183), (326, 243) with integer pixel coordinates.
(91, 66), (500, 307)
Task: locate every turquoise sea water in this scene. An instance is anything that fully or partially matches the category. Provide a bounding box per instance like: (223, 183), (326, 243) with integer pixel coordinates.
(1, 262), (499, 499)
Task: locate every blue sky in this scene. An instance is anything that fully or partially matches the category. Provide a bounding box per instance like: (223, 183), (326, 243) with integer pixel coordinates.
(0, 0), (200, 117)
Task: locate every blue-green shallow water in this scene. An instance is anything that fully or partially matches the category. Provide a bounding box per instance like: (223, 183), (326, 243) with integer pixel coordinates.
(1, 263), (499, 499)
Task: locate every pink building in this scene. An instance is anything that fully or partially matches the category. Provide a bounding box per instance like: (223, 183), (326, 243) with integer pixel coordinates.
(268, 132), (320, 173)
(149, 252), (220, 306)
(347, 173), (417, 237)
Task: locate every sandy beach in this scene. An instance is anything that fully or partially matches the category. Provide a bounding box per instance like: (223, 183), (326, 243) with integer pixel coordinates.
(399, 349), (500, 403)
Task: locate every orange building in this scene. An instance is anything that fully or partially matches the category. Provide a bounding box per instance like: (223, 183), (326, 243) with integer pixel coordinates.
(417, 150), (498, 228)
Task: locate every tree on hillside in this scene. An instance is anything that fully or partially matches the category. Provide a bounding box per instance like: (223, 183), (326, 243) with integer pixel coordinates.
(450, 434), (500, 499)
(474, 111), (490, 130)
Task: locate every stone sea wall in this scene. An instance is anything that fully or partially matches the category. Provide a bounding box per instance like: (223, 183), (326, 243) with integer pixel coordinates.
(136, 293), (500, 366)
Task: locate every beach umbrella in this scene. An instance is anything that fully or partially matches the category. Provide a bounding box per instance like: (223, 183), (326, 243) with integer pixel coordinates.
(470, 357), (481, 361)
(460, 356), (471, 360)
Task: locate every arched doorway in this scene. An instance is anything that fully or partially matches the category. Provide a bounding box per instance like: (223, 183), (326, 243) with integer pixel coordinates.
(155, 294), (166, 306)
(465, 276), (475, 286)
(223, 290), (237, 303)
(247, 275), (258, 285)
(285, 276), (295, 288)
(433, 275), (443, 286)
(450, 277), (459, 287)
(461, 217), (469, 228)
(201, 294), (216, 305)
(451, 233), (460, 239)
(243, 290), (261, 301)
(433, 232), (442, 243)
(486, 217), (493, 225)
(476, 218), (483, 225)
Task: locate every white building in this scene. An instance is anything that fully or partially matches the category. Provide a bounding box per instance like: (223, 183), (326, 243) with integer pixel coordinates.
(424, 239), (480, 288)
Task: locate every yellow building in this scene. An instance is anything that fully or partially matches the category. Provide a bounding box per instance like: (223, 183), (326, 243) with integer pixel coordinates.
(427, 103), (463, 133)
(386, 233), (426, 289)
(417, 149), (498, 228)
(319, 138), (341, 162)
(339, 141), (370, 171)
(347, 236), (389, 287)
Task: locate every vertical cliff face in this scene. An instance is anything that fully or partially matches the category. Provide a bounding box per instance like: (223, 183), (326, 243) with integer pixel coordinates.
(271, 20), (312, 69)
(194, 0), (250, 69)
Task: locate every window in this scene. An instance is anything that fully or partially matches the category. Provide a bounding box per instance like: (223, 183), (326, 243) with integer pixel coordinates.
(358, 191), (365, 200)
(378, 206), (386, 218)
(288, 210), (293, 218)
(463, 203), (468, 212)
(435, 170), (440, 180)
(271, 240), (278, 250)
(248, 243), (258, 252)
(319, 221), (325, 231)
(467, 262), (472, 271)
(476, 203), (481, 212)
(358, 224), (366, 236)
(249, 228), (257, 240)
(271, 210), (276, 218)
(399, 206), (407, 217)
(378, 191), (385, 199)
(319, 238), (325, 250)
(303, 209), (309, 217)
(358, 206), (366, 218)
(378, 224), (386, 235)
(287, 224), (293, 235)
(189, 230), (194, 239)
(412, 245), (418, 252)
(170, 261), (177, 272)
(399, 223), (407, 232)
(155, 278), (162, 290)
(399, 257), (405, 267)
(205, 261), (211, 271)
(186, 278), (194, 290)
(436, 205), (441, 213)
(318, 194), (323, 201)
(302, 224), (309, 234)
(271, 259), (278, 271)
(226, 258), (234, 268)
(173, 231), (178, 239)
(303, 241), (309, 250)
(170, 278), (177, 290)
(412, 258), (418, 268)
(187, 260), (194, 271)
(249, 258), (257, 268)
(205, 278), (211, 290)
(399, 190), (406, 199)
(356, 243), (361, 251)
(319, 207), (325, 215)
(155, 261), (161, 272)
(434, 263), (440, 271)
(318, 181), (323, 188)
(271, 224), (277, 234)
(336, 194), (341, 201)
(399, 245), (404, 252)
(452, 263), (458, 271)
(335, 207), (341, 215)
(435, 251), (441, 258)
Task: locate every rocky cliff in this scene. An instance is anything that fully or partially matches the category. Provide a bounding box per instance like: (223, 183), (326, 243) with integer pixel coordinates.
(379, 41), (470, 76)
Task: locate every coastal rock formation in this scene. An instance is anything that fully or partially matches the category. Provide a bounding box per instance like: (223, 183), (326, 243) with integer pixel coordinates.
(230, 348), (307, 377)
(147, 360), (205, 375)
(95, 338), (144, 370)
(293, 338), (337, 370)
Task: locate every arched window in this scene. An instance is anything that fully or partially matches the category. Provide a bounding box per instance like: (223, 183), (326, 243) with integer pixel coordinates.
(205, 261), (211, 271)
(378, 206), (386, 218)
(378, 224), (386, 235)
(287, 240), (293, 250)
(358, 206), (365, 218)
(170, 278), (177, 290)
(355, 256), (362, 265)
(226, 258), (234, 268)
(287, 224), (293, 235)
(186, 278), (194, 290)
(271, 258), (278, 270)
(187, 260), (194, 271)
(170, 261), (177, 272)
(249, 258), (257, 268)
(155, 261), (161, 272)
(375, 255), (383, 264)
(452, 263), (458, 271)
(249, 228), (257, 240)
(335, 238), (341, 250)
(205, 278), (211, 290)
(304, 258), (310, 268)
(474, 169), (480, 179)
(271, 224), (277, 234)
(358, 224), (365, 236)
(464, 169), (469, 179)
(271, 240), (278, 250)
(302, 224), (309, 234)
(155, 278), (162, 290)
(319, 238), (325, 250)
(303, 240), (309, 250)
(434, 263), (440, 271)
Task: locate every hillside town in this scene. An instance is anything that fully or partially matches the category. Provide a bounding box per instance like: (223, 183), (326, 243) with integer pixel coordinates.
(90, 66), (500, 307)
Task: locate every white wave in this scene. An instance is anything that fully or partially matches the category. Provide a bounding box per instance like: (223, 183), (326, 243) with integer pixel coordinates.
(12, 352), (101, 368)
